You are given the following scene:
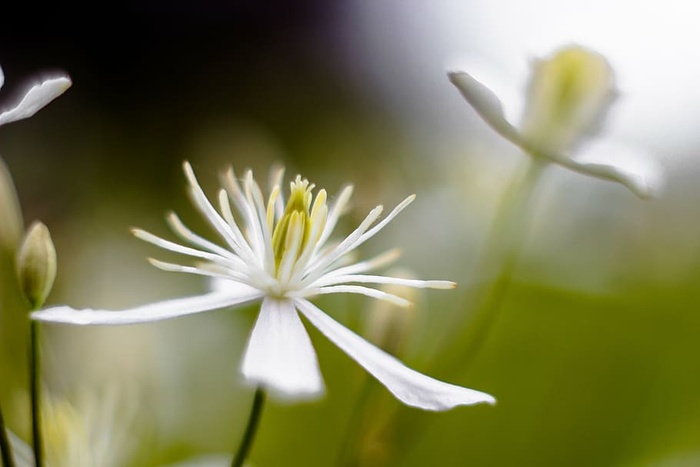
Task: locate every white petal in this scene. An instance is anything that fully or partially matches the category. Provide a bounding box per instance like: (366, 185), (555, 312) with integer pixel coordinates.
(0, 66), (4, 89)
(314, 249), (402, 280)
(296, 299), (495, 411)
(31, 289), (262, 325)
(304, 205), (384, 280)
(560, 139), (664, 199)
(316, 184), (353, 249)
(308, 273), (455, 290)
(447, 70), (523, 145)
(0, 76), (71, 126)
(297, 285), (412, 308)
(183, 162), (255, 260)
(241, 298), (324, 399)
(307, 195), (414, 283)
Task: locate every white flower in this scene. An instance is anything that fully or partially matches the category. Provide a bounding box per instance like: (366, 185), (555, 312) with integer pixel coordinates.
(448, 45), (663, 199)
(32, 162), (495, 411)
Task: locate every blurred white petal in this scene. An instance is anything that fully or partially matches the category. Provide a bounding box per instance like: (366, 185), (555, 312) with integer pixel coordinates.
(448, 70), (523, 144)
(563, 139), (665, 199)
(8, 431), (34, 467)
(0, 76), (72, 126)
(296, 299), (496, 411)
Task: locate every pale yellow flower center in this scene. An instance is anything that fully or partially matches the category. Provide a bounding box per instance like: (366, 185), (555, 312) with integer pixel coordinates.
(521, 45), (614, 153)
(271, 176), (327, 277)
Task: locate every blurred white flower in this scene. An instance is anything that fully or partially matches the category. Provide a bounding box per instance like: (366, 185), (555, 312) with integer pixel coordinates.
(33, 162), (495, 411)
(9, 389), (141, 467)
(0, 65), (71, 250)
(448, 45), (663, 199)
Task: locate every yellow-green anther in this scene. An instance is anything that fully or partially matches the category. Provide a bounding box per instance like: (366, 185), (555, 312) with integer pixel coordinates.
(272, 176), (314, 271)
(16, 221), (57, 309)
(520, 45), (615, 154)
(266, 186), (280, 233)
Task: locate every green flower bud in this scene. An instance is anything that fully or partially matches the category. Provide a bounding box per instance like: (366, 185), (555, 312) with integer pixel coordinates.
(0, 158), (24, 251)
(16, 221), (57, 309)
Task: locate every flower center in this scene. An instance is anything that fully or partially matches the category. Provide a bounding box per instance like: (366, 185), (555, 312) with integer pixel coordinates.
(271, 176), (327, 279)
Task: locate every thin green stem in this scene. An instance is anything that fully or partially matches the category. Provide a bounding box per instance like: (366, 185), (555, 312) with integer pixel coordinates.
(232, 387), (266, 467)
(382, 157), (548, 464)
(335, 375), (375, 467)
(440, 156), (547, 374)
(29, 321), (43, 467)
(0, 403), (16, 467)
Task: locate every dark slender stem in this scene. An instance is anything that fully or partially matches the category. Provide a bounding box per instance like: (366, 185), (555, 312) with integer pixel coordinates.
(0, 403), (16, 467)
(232, 387), (266, 467)
(29, 321), (43, 467)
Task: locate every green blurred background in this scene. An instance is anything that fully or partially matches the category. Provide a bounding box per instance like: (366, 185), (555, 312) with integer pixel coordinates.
(1, 1), (700, 466)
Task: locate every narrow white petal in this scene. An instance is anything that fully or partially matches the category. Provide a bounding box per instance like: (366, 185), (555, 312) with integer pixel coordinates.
(241, 298), (324, 398)
(309, 274), (456, 290)
(305, 195), (415, 282)
(215, 190), (263, 266)
(132, 229), (240, 269)
(447, 70), (523, 145)
(562, 139), (664, 199)
(0, 76), (72, 126)
(316, 184), (353, 249)
(304, 205), (383, 280)
(242, 170), (270, 259)
(166, 212), (238, 260)
(147, 258), (253, 285)
(268, 165), (286, 218)
(313, 249), (402, 280)
(0, 66), (4, 89)
(221, 169), (270, 263)
(296, 285), (412, 308)
(296, 299), (496, 411)
(183, 162), (251, 256)
(31, 290), (262, 325)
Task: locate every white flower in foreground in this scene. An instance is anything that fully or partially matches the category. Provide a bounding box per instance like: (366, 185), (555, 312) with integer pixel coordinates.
(32, 162), (495, 411)
(448, 45), (663, 199)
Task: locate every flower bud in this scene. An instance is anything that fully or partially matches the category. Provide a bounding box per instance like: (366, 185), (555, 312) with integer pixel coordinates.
(16, 221), (57, 309)
(0, 158), (23, 251)
(520, 45), (615, 154)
